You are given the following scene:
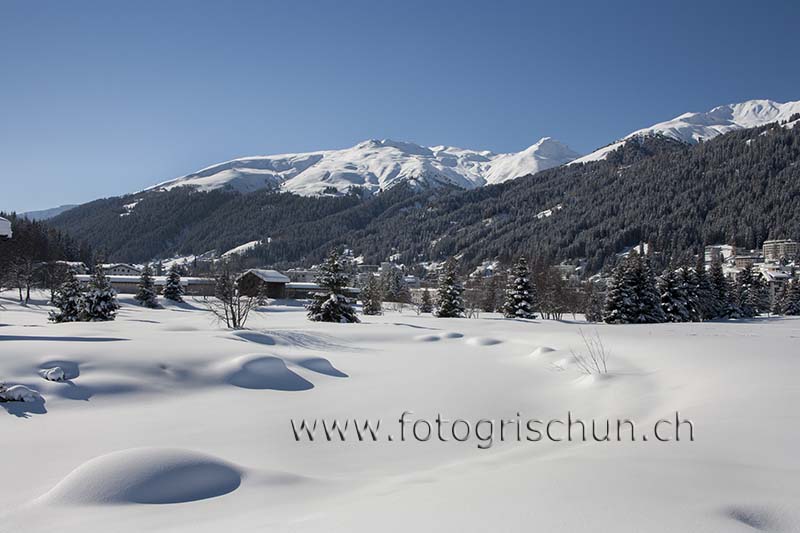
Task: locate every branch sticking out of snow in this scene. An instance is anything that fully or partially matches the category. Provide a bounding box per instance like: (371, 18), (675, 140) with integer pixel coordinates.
(570, 329), (609, 375)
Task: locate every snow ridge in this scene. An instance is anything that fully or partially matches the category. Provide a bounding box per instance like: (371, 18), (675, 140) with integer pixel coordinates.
(571, 99), (800, 165)
(148, 137), (579, 196)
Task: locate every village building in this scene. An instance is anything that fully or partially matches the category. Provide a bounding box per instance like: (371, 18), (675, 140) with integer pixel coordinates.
(101, 263), (143, 276)
(763, 239), (799, 262)
(237, 269), (291, 298)
(75, 274), (216, 296)
(0, 216), (11, 238)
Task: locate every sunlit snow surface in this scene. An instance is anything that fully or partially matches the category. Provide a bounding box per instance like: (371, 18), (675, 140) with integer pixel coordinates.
(2, 291), (800, 532)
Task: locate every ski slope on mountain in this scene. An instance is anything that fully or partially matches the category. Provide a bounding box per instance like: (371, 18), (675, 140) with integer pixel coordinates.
(571, 99), (800, 164)
(148, 137), (578, 196)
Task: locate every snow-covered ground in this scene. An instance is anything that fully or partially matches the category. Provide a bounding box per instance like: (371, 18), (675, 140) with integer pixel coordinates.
(2, 292), (800, 532)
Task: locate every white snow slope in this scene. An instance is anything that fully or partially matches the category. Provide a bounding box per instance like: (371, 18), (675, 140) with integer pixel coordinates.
(148, 137), (579, 196)
(571, 98), (800, 164)
(2, 291), (800, 532)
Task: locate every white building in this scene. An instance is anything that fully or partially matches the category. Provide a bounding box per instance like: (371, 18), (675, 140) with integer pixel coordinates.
(763, 239), (799, 262)
(100, 263), (142, 276)
(0, 216), (11, 238)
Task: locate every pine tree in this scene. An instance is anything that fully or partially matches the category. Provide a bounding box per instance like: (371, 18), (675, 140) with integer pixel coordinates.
(419, 288), (434, 313)
(772, 283), (788, 315)
(134, 264), (159, 308)
(360, 275), (383, 315)
(163, 264), (184, 302)
(634, 253), (666, 323)
(49, 269), (85, 323)
(307, 250), (360, 323)
(678, 266), (702, 322)
(694, 254), (714, 320)
(83, 265), (119, 321)
(584, 282), (605, 322)
(603, 257), (637, 324)
(707, 256), (730, 319)
(381, 266), (410, 303)
(735, 265), (758, 318)
(658, 269), (690, 322)
(435, 259), (465, 318)
(784, 279), (800, 316)
(501, 257), (536, 319)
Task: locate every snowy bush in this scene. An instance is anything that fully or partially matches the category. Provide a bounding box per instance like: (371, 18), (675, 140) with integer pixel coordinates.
(39, 366), (66, 382)
(435, 259), (465, 318)
(0, 384), (43, 403)
(502, 257), (536, 319)
(134, 265), (159, 308)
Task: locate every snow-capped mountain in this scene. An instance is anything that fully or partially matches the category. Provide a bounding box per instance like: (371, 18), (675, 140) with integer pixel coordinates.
(149, 137), (579, 196)
(571, 99), (800, 165)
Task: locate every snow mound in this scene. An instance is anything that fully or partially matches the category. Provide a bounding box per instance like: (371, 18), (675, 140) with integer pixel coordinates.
(293, 357), (348, 378)
(216, 355), (314, 391)
(465, 337), (503, 346)
(529, 346), (556, 357)
(0, 384), (43, 402)
(414, 334), (441, 342)
(39, 448), (242, 505)
(39, 366), (66, 382)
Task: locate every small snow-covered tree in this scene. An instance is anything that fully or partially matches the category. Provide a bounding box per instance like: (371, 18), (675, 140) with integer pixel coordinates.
(360, 275), (383, 316)
(772, 283), (788, 315)
(502, 257), (536, 319)
(380, 265), (410, 303)
(694, 254), (714, 320)
(634, 253), (665, 323)
(49, 269), (84, 323)
(83, 265), (119, 321)
(134, 264), (159, 308)
(163, 264), (184, 302)
(419, 288), (434, 313)
(435, 259), (464, 318)
(583, 281), (605, 323)
(307, 250), (359, 323)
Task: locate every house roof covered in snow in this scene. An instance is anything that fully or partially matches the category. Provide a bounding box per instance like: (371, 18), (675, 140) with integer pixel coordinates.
(239, 269), (290, 284)
(0, 217), (11, 238)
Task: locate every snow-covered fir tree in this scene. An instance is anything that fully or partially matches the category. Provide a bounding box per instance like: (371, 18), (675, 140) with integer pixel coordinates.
(603, 252), (664, 324)
(584, 282), (605, 323)
(694, 254), (714, 320)
(163, 264), (184, 302)
(735, 265), (758, 318)
(635, 253), (666, 323)
(783, 279), (800, 316)
(134, 264), (159, 308)
(307, 250), (359, 323)
(658, 269), (690, 322)
(380, 265), (410, 303)
(772, 283), (788, 315)
(82, 265), (119, 321)
(419, 288), (434, 313)
(435, 259), (465, 318)
(678, 266), (702, 322)
(707, 256), (732, 319)
(360, 275), (383, 316)
(501, 257), (536, 319)
(49, 269), (84, 323)
(603, 257), (637, 324)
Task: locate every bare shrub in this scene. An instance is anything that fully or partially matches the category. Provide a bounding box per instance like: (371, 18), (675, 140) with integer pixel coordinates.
(570, 329), (609, 375)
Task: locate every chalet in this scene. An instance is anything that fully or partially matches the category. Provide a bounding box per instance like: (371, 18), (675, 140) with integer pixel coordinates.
(101, 263), (142, 276)
(0, 216), (11, 238)
(237, 269), (291, 298)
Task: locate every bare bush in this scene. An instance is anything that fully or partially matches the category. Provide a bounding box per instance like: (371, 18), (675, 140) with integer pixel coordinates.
(570, 329), (609, 375)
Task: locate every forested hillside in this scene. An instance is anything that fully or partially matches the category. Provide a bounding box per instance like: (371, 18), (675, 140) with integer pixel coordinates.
(50, 119), (800, 273)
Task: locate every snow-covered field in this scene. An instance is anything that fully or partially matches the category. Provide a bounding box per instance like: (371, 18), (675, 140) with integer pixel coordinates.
(2, 292), (800, 532)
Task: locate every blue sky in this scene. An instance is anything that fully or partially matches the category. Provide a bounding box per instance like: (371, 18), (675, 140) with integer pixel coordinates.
(2, 0), (799, 212)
